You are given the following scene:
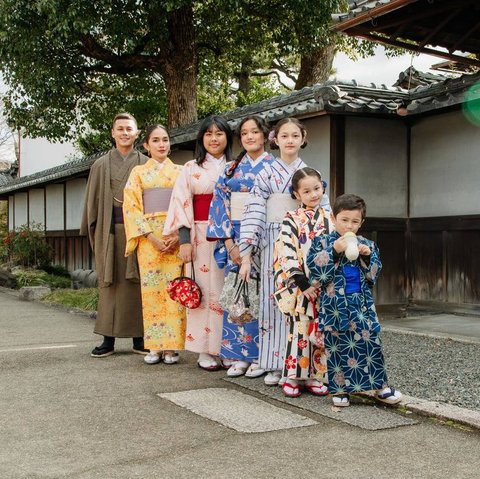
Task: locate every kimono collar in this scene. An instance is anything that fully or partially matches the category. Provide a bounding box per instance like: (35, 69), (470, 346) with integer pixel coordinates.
(147, 157), (170, 171)
(245, 151), (268, 166)
(115, 148), (135, 161)
(205, 152), (226, 163)
(277, 156), (303, 172)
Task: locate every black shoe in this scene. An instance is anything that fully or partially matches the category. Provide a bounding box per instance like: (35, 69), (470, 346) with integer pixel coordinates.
(91, 345), (115, 358)
(132, 347), (149, 355)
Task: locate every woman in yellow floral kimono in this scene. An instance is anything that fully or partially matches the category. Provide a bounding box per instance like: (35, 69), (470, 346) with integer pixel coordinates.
(123, 125), (186, 365)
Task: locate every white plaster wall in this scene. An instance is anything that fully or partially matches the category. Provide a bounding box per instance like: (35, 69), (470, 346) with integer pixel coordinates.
(298, 116), (331, 193)
(8, 195), (13, 230)
(20, 136), (77, 177)
(66, 179), (87, 230)
(345, 117), (408, 217)
(410, 110), (480, 217)
(14, 192), (28, 227)
(45, 184), (64, 231)
(28, 189), (45, 227)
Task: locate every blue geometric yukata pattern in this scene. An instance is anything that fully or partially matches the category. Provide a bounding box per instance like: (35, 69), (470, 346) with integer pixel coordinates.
(307, 231), (389, 395)
(207, 152), (274, 361)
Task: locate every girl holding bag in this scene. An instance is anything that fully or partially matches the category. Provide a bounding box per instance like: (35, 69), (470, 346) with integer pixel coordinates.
(207, 115), (274, 378)
(164, 116), (233, 371)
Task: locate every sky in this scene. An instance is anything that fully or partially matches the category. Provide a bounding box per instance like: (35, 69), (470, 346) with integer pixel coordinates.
(332, 46), (442, 86)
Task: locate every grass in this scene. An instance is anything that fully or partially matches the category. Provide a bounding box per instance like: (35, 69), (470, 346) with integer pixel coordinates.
(42, 288), (99, 312)
(14, 268), (71, 289)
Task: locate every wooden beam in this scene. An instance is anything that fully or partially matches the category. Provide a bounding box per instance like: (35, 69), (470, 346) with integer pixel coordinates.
(417, 8), (462, 49)
(333, 0), (419, 32)
(450, 21), (480, 52)
(352, 32), (480, 67)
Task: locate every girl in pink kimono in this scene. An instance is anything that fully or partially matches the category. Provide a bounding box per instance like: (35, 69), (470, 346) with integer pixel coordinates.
(164, 116), (233, 371)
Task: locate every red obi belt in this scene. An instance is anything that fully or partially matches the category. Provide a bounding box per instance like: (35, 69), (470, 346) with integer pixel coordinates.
(193, 194), (213, 221)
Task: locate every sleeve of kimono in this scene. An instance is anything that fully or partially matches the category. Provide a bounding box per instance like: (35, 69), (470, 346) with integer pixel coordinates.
(359, 238), (382, 286)
(306, 236), (336, 286)
(239, 167), (270, 256)
(206, 171), (233, 241)
(123, 167), (152, 256)
(79, 161), (100, 250)
(163, 162), (194, 236)
(274, 213), (309, 290)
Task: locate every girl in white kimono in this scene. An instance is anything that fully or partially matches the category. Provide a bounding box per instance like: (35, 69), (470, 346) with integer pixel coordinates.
(164, 116), (233, 371)
(239, 118), (330, 386)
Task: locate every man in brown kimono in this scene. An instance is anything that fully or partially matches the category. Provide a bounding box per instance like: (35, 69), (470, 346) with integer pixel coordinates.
(80, 113), (148, 357)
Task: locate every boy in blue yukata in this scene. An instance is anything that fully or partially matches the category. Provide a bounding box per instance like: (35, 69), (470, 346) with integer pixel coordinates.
(307, 194), (402, 407)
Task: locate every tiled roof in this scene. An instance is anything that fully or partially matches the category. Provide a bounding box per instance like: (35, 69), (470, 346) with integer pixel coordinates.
(331, 0), (397, 24)
(1, 69), (479, 195)
(393, 66), (450, 89)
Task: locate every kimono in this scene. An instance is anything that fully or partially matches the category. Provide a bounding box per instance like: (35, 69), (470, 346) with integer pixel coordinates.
(274, 206), (330, 381)
(80, 148), (147, 338)
(306, 232), (389, 395)
(164, 154), (226, 356)
(239, 157), (330, 371)
(123, 158), (186, 351)
(207, 152), (274, 361)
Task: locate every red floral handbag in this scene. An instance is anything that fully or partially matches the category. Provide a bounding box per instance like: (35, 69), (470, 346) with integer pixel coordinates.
(167, 263), (202, 309)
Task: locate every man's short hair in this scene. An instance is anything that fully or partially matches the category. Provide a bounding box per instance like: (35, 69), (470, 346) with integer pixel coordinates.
(112, 113), (137, 129)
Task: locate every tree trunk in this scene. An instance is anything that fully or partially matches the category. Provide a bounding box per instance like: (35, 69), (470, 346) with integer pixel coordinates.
(295, 43), (336, 90)
(162, 5), (198, 129)
(236, 61), (252, 106)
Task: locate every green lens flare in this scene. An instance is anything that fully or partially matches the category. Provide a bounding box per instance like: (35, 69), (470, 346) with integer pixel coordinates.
(463, 82), (480, 127)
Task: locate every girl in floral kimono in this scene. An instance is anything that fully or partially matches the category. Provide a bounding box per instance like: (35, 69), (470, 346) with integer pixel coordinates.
(164, 116), (233, 371)
(123, 125), (186, 365)
(239, 117), (330, 386)
(207, 115), (274, 379)
(306, 194), (402, 407)
(274, 168), (330, 397)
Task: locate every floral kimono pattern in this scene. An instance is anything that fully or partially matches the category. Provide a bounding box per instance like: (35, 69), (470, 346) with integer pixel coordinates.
(274, 206), (331, 381)
(207, 152), (274, 361)
(306, 232), (389, 395)
(123, 158), (186, 351)
(164, 155), (226, 355)
(239, 157), (330, 371)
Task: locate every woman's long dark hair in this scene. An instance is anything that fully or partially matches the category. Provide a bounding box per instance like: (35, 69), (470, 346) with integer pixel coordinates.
(225, 115), (270, 178)
(195, 115), (233, 166)
(142, 124), (169, 157)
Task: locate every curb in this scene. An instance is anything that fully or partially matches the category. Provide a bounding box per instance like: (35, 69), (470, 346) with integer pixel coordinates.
(382, 324), (480, 345)
(400, 394), (480, 431)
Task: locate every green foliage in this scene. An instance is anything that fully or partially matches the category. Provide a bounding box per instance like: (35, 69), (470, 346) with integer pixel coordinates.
(14, 269), (71, 289)
(41, 263), (70, 278)
(0, 0), (344, 142)
(42, 288), (99, 311)
(1, 222), (52, 267)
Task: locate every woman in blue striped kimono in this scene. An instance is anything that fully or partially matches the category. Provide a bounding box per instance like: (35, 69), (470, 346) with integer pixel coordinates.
(207, 115), (274, 378)
(239, 118), (330, 386)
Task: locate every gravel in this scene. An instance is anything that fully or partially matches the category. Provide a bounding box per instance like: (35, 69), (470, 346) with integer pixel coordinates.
(381, 330), (480, 412)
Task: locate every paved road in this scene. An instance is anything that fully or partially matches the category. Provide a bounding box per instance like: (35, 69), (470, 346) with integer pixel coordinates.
(0, 289), (479, 479)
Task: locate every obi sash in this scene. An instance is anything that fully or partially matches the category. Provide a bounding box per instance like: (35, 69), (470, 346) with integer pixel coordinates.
(143, 187), (173, 214)
(113, 206), (124, 224)
(193, 193), (213, 221)
(266, 193), (298, 223)
(230, 192), (250, 221)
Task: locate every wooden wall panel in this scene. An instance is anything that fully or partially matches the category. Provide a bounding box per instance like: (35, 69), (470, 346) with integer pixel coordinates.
(462, 230), (480, 304)
(410, 231), (444, 301)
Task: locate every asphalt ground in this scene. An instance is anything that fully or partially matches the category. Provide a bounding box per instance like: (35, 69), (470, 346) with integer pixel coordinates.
(0, 288), (479, 479)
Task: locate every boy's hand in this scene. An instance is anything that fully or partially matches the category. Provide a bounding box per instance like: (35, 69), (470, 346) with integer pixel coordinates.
(358, 244), (371, 256)
(333, 236), (347, 253)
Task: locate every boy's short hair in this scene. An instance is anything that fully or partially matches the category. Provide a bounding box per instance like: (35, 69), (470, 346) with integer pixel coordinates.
(112, 112), (137, 129)
(333, 194), (367, 220)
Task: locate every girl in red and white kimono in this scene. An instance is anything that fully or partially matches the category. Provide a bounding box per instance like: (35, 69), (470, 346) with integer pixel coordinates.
(164, 116), (233, 370)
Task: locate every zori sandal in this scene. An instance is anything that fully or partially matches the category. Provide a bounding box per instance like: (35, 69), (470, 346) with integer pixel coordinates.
(376, 386), (402, 405)
(163, 352), (180, 364)
(332, 394), (350, 407)
(304, 379), (329, 396)
(226, 361), (250, 377)
(282, 379), (302, 398)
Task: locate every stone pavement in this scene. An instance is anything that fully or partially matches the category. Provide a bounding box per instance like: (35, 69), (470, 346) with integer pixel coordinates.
(0, 288), (479, 479)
